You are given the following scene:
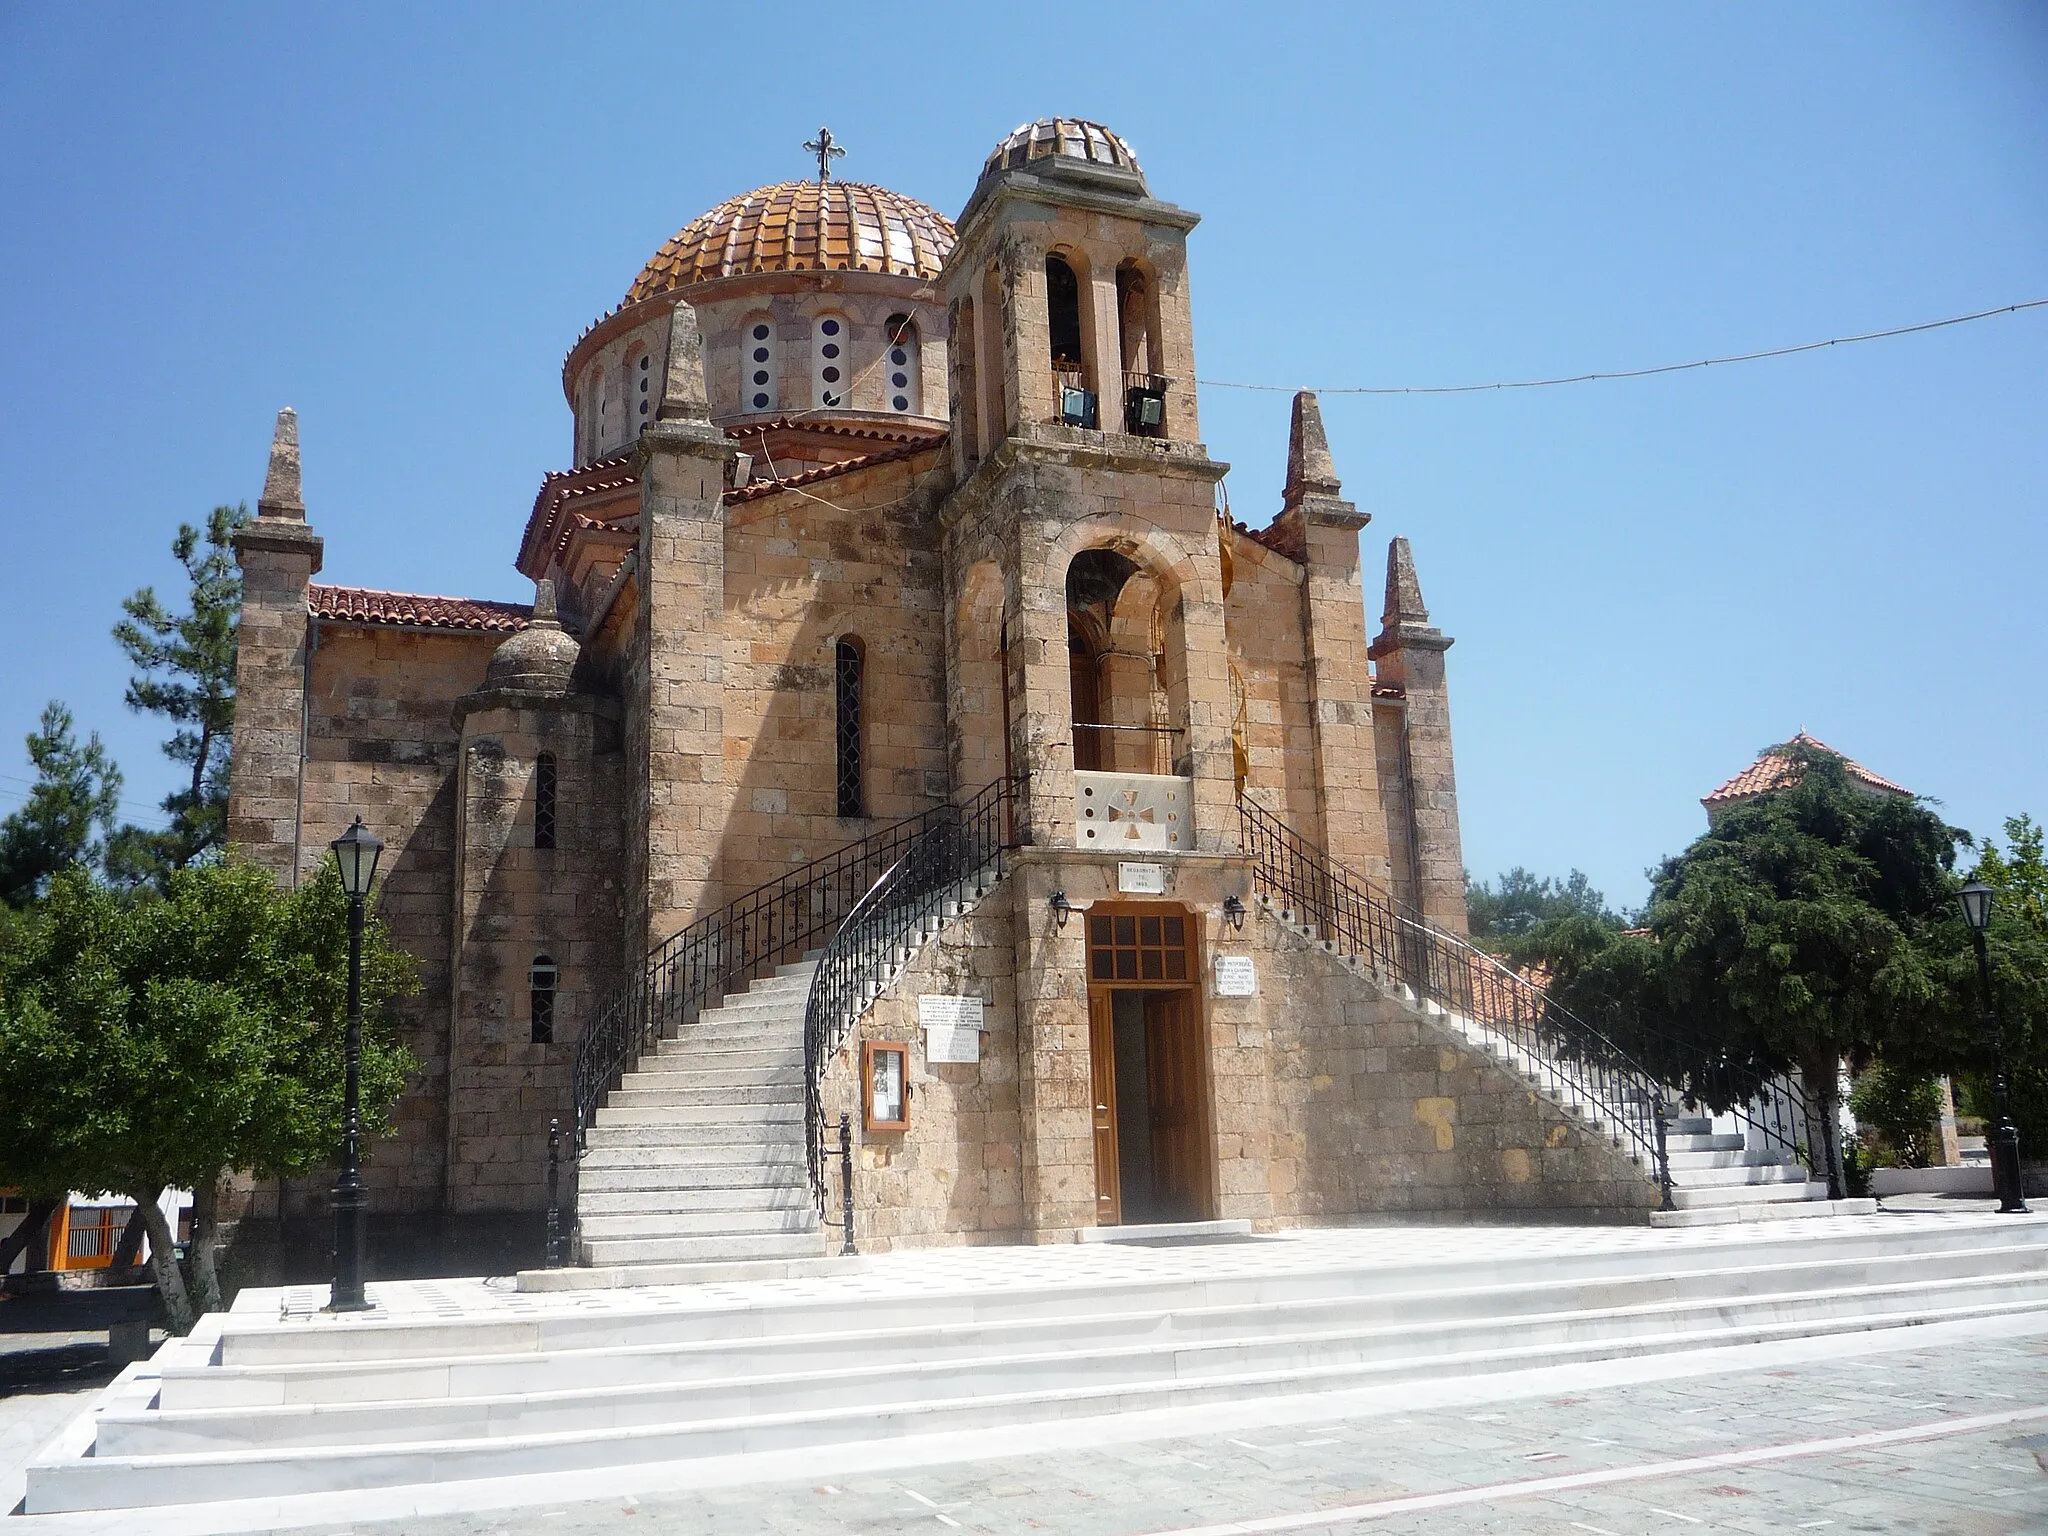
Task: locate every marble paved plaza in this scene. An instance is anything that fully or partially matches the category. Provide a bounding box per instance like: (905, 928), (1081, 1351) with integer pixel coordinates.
(288, 1320), (2048, 1535)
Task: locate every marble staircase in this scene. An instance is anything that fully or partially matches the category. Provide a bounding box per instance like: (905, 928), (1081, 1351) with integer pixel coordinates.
(575, 958), (823, 1266)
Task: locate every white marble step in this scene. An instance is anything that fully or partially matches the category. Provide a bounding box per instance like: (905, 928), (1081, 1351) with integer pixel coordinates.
(592, 1101), (803, 1127)
(579, 1206), (817, 1240)
(1665, 1132), (1748, 1153)
(1670, 1162), (1810, 1189)
(606, 1085), (803, 1109)
(580, 1230), (822, 1266)
(578, 1185), (812, 1217)
(626, 1065), (801, 1089)
(1667, 1147), (1798, 1170)
(1671, 1179), (1833, 1209)
(1652, 1196), (1877, 1228)
(155, 1240), (2048, 1412)
(577, 1162), (808, 1193)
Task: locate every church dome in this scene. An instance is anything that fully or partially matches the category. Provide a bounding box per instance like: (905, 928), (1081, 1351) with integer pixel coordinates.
(625, 181), (956, 303)
(483, 583), (579, 694)
(979, 119), (1145, 186)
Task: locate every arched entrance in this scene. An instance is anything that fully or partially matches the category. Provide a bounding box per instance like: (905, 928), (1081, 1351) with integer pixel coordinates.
(1084, 903), (1215, 1225)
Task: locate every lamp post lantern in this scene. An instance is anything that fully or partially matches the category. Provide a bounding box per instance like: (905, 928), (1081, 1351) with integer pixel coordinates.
(1957, 878), (2028, 1214)
(328, 816), (384, 1310)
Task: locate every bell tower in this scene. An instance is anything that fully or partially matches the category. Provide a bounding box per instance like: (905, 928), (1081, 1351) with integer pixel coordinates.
(941, 119), (1203, 475)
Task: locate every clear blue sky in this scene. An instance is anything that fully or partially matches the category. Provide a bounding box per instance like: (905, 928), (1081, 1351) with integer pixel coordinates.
(2, 5), (2042, 909)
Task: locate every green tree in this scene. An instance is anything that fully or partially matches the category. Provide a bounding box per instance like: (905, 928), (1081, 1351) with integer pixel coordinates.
(107, 504), (248, 887)
(1848, 1061), (1944, 1168)
(1525, 745), (1986, 1179)
(0, 702), (123, 905)
(0, 860), (416, 1329)
(1465, 866), (1628, 951)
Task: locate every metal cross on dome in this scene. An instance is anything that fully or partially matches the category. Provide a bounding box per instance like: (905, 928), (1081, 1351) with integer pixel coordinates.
(804, 126), (847, 182)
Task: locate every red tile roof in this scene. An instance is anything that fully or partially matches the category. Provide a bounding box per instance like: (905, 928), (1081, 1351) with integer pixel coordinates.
(309, 585), (530, 633)
(725, 436), (945, 504)
(1238, 517), (1304, 564)
(727, 418), (943, 447)
(519, 452), (640, 578)
(1702, 732), (1913, 809)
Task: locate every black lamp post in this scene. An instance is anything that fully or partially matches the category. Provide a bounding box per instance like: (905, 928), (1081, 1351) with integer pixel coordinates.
(328, 816), (384, 1311)
(1957, 877), (2028, 1214)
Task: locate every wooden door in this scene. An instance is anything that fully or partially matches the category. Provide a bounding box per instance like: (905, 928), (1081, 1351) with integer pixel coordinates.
(1088, 992), (1121, 1224)
(1144, 990), (1213, 1221)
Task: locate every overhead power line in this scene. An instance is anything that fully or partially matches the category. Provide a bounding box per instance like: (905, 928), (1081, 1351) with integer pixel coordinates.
(1198, 298), (2048, 397)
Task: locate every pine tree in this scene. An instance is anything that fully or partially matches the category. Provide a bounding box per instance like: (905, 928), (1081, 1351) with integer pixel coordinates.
(0, 701), (123, 905)
(107, 504), (248, 887)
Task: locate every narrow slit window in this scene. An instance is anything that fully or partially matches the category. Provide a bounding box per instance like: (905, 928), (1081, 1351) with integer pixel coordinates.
(530, 955), (558, 1045)
(534, 752), (557, 850)
(813, 313), (849, 409)
(743, 315), (778, 413)
(884, 313), (920, 414)
(836, 637), (865, 818)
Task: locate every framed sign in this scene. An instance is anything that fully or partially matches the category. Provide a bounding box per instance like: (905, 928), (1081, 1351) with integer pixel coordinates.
(1118, 862), (1167, 894)
(863, 1041), (909, 1131)
(1214, 953), (1257, 997)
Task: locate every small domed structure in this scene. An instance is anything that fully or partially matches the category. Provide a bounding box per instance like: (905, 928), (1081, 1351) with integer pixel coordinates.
(626, 181), (956, 303)
(978, 119), (1145, 188)
(484, 580), (579, 694)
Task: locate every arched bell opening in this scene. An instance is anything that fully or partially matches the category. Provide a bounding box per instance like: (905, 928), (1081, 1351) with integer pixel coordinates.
(1065, 547), (1186, 793)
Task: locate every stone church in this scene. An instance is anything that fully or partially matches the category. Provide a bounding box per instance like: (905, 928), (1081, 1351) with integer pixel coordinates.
(228, 120), (1669, 1266)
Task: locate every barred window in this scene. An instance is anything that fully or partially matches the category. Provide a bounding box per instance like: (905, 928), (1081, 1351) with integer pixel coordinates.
(530, 955), (558, 1045)
(836, 637), (865, 819)
(534, 752), (557, 850)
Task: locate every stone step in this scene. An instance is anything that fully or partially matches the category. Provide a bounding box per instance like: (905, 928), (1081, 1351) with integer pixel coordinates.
(1668, 1162), (1809, 1190)
(606, 1085), (805, 1110)
(645, 1047), (797, 1073)
(578, 1207), (819, 1240)
(577, 1185), (813, 1216)
(579, 1230), (824, 1266)
(72, 1246), (2048, 1477)
(1651, 1196), (1878, 1227)
(1664, 1133), (1747, 1153)
(165, 1240), (2045, 1411)
(591, 1102), (803, 1127)
(1665, 1147), (1799, 1171)
(581, 1120), (807, 1150)
(1670, 1179), (1833, 1210)
(575, 1160), (808, 1192)
(620, 1066), (801, 1091)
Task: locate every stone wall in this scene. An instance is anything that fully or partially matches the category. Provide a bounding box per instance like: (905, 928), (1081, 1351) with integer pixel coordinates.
(1224, 538), (1322, 835)
(815, 866), (1659, 1249)
(716, 458), (951, 898)
(819, 886), (1025, 1250)
(281, 624), (500, 1217)
(1256, 915), (1662, 1223)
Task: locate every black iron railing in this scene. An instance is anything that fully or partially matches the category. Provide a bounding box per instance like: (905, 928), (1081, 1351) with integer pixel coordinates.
(571, 800), (980, 1149)
(1617, 1022), (1842, 1199)
(804, 777), (1016, 1214)
(1238, 796), (1674, 1201)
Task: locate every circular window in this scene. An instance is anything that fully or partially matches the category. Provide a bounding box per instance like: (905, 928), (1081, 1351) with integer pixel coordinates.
(822, 343), (840, 359)
(753, 392), (770, 409)
(892, 395), (910, 411)
(822, 366), (840, 383)
(638, 378), (648, 392)
(890, 348), (907, 366)
(891, 372), (908, 389)
(752, 324), (770, 341)
(823, 392), (841, 406)
(753, 346), (769, 363)
(639, 356), (649, 371)
(639, 400), (648, 415)
(753, 369), (769, 386)
(821, 318), (840, 336)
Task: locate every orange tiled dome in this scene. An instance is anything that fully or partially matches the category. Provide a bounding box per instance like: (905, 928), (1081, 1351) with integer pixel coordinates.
(980, 119), (1144, 183)
(626, 181), (956, 303)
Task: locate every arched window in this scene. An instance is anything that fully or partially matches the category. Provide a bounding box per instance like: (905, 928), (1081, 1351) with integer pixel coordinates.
(742, 315), (778, 413)
(534, 752), (557, 850)
(597, 370), (616, 454)
(883, 314), (920, 415)
(1045, 254), (1084, 372)
(530, 955), (558, 1045)
(1045, 254), (1094, 427)
(835, 636), (865, 818)
(813, 313), (849, 409)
